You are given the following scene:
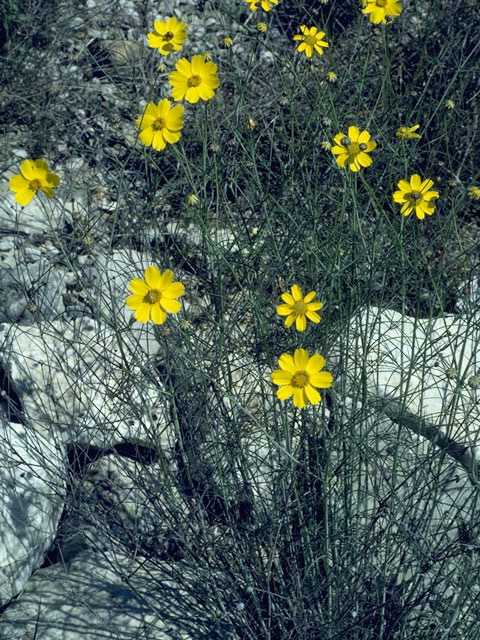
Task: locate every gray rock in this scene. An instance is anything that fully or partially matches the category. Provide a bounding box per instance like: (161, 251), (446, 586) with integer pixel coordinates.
(0, 181), (65, 236)
(0, 549), (230, 639)
(332, 307), (480, 464)
(0, 420), (65, 607)
(0, 253), (68, 322)
(0, 318), (170, 448)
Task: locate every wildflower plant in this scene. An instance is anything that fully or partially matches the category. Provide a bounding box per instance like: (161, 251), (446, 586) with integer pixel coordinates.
(9, 159), (60, 206)
(362, 0), (402, 24)
(468, 186), (480, 200)
(169, 55), (220, 103)
(271, 349), (333, 409)
(245, 0), (278, 11)
(331, 126), (376, 172)
(276, 285), (323, 331)
(136, 100), (184, 151)
(393, 174), (440, 219)
(3, 1), (480, 639)
(396, 124), (421, 140)
(126, 266), (184, 324)
(293, 25), (329, 58)
(147, 17), (187, 56)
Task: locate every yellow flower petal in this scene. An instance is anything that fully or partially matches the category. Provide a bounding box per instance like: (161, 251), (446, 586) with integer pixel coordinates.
(309, 371), (333, 388)
(306, 354), (326, 374)
(277, 385), (294, 400)
(20, 159), (37, 180)
(290, 285), (302, 301)
(160, 298), (181, 313)
(294, 349), (309, 370)
(14, 189), (35, 206)
(410, 174), (422, 190)
(281, 293), (295, 305)
(293, 388), (306, 409)
(277, 304), (293, 316)
(271, 370), (293, 385)
(278, 353), (296, 372)
(305, 385), (320, 405)
(158, 269), (174, 289)
(129, 278), (149, 294)
(151, 304), (167, 324)
(144, 265), (162, 288)
(284, 315), (296, 328)
(126, 294), (143, 309)
(306, 311), (320, 323)
(9, 175), (29, 191)
(151, 131), (167, 150)
(295, 315), (307, 331)
(348, 126), (360, 141)
(135, 303), (152, 323)
(185, 87), (200, 104)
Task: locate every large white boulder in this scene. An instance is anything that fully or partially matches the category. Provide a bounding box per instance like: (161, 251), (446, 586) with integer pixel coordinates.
(0, 420), (65, 607)
(0, 317), (170, 449)
(0, 549), (231, 639)
(332, 307), (480, 465)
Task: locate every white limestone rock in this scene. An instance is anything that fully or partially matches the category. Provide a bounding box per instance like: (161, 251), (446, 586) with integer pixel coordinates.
(0, 420), (65, 607)
(332, 307), (480, 459)
(0, 180), (65, 236)
(78, 453), (187, 547)
(0, 317), (171, 449)
(0, 549), (231, 639)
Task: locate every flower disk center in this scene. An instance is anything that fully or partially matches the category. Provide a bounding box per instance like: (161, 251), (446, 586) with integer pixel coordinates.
(406, 191), (422, 203)
(152, 117), (167, 131)
(29, 179), (42, 191)
(305, 35), (317, 45)
(144, 289), (161, 304)
(291, 371), (309, 389)
(188, 74), (202, 87)
(348, 142), (360, 156)
(293, 302), (307, 314)
(163, 31), (174, 41)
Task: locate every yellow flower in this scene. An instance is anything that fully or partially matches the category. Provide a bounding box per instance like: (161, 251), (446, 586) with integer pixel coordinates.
(147, 17), (187, 56)
(393, 174), (439, 219)
(396, 124), (421, 140)
(276, 285), (323, 331)
(126, 266), (185, 324)
(467, 186), (480, 200)
(136, 100), (184, 151)
(9, 159), (60, 206)
(187, 194), (199, 204)
(326, 71), (337, 82)
(247, 117), (256, 130)
(222, 36), (233, 48)
(169, 55), (220, 104)
(245, 0), (279, 11)
(293, 25), (329, 58)
(271, 348), (333, 409)
(257, 22), (268, 32)
(362, 0), (402, 24)
(445, 99), (455, 110)
(321, 141), (332, 151)
(331, 126), (376, 172)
